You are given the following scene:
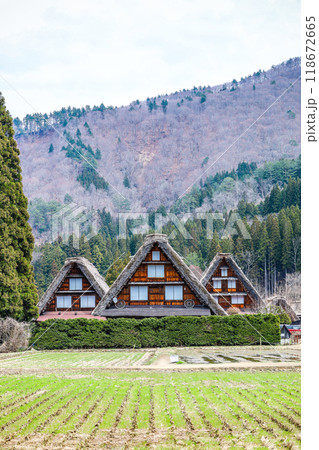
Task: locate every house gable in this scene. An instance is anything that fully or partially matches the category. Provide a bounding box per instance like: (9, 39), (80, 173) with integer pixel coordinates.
(43, 265), (101, 312)
(93, 235), (227, 317)
(115, 245), (201, 308)
(201, 253), (264, 312)
(38, 257), (109, 317)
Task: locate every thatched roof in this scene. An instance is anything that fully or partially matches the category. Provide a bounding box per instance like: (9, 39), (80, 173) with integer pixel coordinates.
(189, 265), (203, 280)
(93, 234), (227, 316)
(201, 253), (264, 308)
(38, 257), (109, 314)
(265, 295), (299, 322)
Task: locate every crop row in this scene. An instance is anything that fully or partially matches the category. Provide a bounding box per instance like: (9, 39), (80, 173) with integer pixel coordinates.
(0, 374), (301, 448)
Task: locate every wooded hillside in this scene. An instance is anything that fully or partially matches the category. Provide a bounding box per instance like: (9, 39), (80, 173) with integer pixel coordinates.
(15, 57), (300, 215)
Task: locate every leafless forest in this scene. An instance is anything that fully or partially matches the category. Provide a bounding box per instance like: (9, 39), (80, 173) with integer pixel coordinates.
(15, 57), (300, 213)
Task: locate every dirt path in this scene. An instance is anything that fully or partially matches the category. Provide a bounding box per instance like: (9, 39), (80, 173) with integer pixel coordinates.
(0, 345), (301, 373)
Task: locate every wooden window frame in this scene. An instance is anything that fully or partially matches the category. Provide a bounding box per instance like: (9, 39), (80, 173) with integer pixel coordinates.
(147, 264), (165, 278)
(130, 286), (148, 301)
(231, 295), (245, 305)
(165, 285), (183, 301)
(69, 278), (83, 291)
(56, 295), (72, 309)
(152, 251), (160, 261)
(80, 295), (96, 308)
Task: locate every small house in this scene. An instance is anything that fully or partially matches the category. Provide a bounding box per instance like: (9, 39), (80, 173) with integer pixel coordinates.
(93, 234), (226, 318)
(201, 253), (264, 312)
(37, 257), (109, 320)
(280, 324), (301, 344)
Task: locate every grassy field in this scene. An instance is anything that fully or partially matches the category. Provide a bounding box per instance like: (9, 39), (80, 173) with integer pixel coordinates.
(0, 351), (301, 449)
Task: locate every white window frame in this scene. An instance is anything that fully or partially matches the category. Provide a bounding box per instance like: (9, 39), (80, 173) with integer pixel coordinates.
(80, 295), (95, 308)
(56, 296), (72, 308)
(228, 280), (236, 289)
(165, 285), (183, 301)
(69, 278), (83, 290)
(130, 286), (148, 301)
(221, 268), (228, 276)
(147, 265), (164, 278)
(232, 295), (245, 305)
(213, 280), (221, 289)
(152, 251), (160, 261)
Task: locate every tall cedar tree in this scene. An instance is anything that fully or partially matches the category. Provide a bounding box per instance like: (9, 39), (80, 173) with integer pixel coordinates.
(0, 94), (38, 320)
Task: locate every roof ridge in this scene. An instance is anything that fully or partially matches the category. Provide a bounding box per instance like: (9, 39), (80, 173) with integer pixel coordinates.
(93, 236), (226, 316)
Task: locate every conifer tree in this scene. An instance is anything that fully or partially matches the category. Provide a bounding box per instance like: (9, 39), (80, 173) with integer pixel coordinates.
(208, 231), (221, 261)
(281, 218), (294, 271)
(0, 93), (38, 320)
(105, 251), (130, 286)
(92, 244), (103, 271)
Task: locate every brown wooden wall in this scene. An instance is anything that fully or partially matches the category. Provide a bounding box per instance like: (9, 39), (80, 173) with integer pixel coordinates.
(44, 265), (101, 312)
(116, 246), (204, 307)
(204, 258), (256, 310)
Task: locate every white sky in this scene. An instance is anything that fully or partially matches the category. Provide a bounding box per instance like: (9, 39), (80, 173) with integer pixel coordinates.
(0, 0), (300, 118)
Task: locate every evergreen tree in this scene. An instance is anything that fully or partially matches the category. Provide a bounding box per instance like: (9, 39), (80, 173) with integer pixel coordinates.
(79, 236), (92, 260)
(123, 174), (130, 188)
(208, 231), (221, 261)
(161, 99), (168, 113)
(105, 251), (130, 286)
(0, 93), (38, 320)
(268, 185), (282, 213)
(281, 218), (294, 271)
(92, 244), (103, 271)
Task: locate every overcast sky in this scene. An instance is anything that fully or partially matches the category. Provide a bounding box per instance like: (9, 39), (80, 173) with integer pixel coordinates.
(0, 0), (300, 118)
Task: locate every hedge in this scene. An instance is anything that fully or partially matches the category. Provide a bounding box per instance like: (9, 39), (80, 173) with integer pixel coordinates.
(30, 314), (280, 350)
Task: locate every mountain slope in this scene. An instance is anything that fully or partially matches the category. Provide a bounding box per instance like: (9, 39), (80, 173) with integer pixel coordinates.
(15, 57), (301, 212)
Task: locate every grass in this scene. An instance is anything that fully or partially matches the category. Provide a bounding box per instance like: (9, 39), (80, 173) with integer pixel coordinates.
(0, 350), (148, 369)
(0, 351), (301, 448)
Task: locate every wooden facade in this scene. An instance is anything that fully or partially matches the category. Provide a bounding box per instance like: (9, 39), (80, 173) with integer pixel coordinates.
(38, 257), (109, 319)
(94, 234), (226, 317)
(201, 253), (262, 312)
(43, 266), (101, 313)
(115, 246), (202, 308)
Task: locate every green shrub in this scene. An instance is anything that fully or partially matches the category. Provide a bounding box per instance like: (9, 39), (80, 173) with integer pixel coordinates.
(277, 312), (291, 324)
(30, 314), (280, 350)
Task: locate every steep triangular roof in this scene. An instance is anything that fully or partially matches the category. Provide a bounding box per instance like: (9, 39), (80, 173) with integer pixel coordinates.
(201, 253), (264, 307)
(93, 234), (227, 316)
(38, 257), (109, 314)
(264, 295), (299, 322)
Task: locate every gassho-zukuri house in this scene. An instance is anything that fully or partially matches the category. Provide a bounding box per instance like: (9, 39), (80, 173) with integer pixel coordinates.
(37, 234), (263, 320)
(37, 257), (109, 320)
(201, 252), (265, 312)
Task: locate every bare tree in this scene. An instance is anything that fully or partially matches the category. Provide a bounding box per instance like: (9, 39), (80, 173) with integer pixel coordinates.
(278, 272), (301, 317)
(0, 318), (30, 353)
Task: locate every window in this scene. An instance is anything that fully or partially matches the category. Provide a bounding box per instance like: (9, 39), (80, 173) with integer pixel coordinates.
(130, 286), (148, 301)
(165, 285), (183, 300)
(213, 280), (221, 289)
(69, 278), (83, 290)
(152, 251), (160, 261)
(80, 295), (95, 308)
(56, 296), (72, 308)
(228, 280), (236, 289)
(232, 295), (245, 305)
(221, 268), (228, 276)
(148, 265), (164, 278)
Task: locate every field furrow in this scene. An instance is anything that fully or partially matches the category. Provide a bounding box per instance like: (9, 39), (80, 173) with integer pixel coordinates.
(0, 354), (301, 449)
